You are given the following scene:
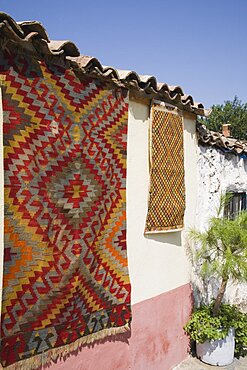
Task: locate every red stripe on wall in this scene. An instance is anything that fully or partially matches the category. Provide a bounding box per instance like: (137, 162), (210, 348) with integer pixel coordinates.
(50, 283), (192, 370)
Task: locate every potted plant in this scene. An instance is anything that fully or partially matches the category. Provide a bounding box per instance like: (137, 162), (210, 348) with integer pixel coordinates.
(184, 195), (247, 366)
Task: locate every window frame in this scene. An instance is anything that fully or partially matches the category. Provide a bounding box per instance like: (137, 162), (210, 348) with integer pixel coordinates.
(224, 192), (247, 219)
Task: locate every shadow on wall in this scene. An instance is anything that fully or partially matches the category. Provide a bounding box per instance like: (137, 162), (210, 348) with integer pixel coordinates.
(129, 97), (150, 123)
(42, 331), (131, 369)
(184, 116), (197, 138)
(145, 231), (182, 247)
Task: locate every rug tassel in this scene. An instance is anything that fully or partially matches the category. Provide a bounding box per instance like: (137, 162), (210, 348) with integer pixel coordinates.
(0, 324), (130, 370)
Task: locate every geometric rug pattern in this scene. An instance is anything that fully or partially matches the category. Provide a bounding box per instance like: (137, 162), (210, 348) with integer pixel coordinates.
(145, 103), (185, 233)
(0, 51), (131, 369)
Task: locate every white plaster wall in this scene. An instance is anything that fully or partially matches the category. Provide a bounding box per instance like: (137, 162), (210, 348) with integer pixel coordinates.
(195, 145), (247, 309)
(127, 99), (198, 305)
(196, 146), (247, 229)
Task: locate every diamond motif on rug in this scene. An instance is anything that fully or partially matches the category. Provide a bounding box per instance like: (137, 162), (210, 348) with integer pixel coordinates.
(0, 51), (131, 369)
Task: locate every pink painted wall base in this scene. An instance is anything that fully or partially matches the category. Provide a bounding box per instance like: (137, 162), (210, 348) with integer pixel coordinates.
(130, 283), (192, 370)
(49, 284), (192, 370)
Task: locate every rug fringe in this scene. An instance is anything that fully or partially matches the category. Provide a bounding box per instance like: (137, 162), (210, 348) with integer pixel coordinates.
(0, 324), (130, 370)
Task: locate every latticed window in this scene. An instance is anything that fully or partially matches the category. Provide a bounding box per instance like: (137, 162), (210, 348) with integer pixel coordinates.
(224, 192), (247, 219)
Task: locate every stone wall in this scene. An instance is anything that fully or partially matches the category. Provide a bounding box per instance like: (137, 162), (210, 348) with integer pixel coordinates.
(194, 145), (247, 310)
(193, 146), (247, 310)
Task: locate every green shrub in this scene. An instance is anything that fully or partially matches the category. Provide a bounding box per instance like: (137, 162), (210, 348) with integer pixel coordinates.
(184, 303), (247, 358)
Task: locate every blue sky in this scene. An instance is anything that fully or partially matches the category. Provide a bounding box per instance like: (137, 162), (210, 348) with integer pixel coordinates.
(1, 0), (247, 108)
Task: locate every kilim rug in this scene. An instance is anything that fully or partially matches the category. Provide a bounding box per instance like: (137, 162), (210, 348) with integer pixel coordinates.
(145, 103), (185, 233)
(0, 51), (131, 369)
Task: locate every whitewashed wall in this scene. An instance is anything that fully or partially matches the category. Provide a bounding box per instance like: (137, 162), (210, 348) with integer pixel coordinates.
(127, 98), (198, 305)
(195, 145), (247, 310)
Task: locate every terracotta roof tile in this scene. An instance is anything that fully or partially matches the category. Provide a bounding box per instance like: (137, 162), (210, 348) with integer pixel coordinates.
(17, 20), (49, 41)
(70, 56), (209, 115)
(197, 123), (247, 155)
(0, 12), (209, 116)
(0, 12), (80, 59)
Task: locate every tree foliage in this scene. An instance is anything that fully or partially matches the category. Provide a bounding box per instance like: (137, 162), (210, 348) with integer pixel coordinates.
(198, 96), (247, 141)
(185, 195), (247, 353)
(189, 194), (247, 316)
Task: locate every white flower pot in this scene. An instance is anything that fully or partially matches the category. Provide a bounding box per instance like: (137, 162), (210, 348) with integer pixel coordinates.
(196, 327), (235, 366)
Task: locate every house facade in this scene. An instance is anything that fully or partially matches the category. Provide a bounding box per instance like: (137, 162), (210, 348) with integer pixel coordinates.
(1, 11), (245, 370)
